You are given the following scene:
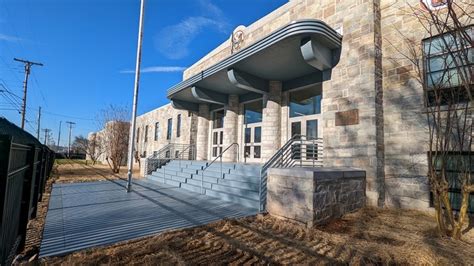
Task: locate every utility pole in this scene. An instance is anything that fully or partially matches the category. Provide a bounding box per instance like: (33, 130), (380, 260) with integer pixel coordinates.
(66, 121), (75, 158)
(36, 106), (41, 139)
(43, 128), (51, 145)
(14, 58), (43, 129)
(57, 121), (62, 151)
(126, 0), (146, 193)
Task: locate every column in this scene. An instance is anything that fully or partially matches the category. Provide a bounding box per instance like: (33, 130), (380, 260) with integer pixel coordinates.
(223, 95), (239, 162)
(196, 104), (210, 161)
(262, 81), (282, 160)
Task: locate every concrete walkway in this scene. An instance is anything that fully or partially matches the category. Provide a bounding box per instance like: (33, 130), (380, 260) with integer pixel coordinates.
(40, 179), (258, 257)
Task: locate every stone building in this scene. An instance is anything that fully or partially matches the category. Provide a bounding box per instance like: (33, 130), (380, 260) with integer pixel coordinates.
(91, 0), (473, 212)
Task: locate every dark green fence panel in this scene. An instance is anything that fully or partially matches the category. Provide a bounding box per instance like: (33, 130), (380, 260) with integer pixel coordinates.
(0, 134), (55, 265)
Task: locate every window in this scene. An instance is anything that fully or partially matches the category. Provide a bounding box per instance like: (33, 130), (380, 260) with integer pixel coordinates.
(212, 110), (224, 129)
(289, 85), (322, 117)
(176, 114), (181, 138)
(244, 100), (263, 124)
(423, 26), (473, 106)
(154, 122), (160, 141)
(136, 128), (140, 143)
(167, 118), (172, 140)
(144, 125), (149, 142)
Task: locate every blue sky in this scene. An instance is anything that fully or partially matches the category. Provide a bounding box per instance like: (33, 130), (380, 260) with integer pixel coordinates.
(0, 0), (286, 146)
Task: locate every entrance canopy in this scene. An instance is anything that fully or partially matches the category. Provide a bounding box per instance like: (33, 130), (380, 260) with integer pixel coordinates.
(167, 20), (342, 111)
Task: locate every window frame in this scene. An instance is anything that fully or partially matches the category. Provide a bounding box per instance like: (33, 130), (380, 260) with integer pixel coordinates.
(176, 114), (181, 138)
(154, 122), (160, 141)
(167, 118), (173, 140)
(422, 25), (473, 106)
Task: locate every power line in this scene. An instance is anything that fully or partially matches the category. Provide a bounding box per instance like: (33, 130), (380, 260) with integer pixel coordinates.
(14, 58), (44, 129)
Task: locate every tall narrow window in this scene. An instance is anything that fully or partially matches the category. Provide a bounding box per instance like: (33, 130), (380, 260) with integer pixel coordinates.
(154, 122), (160, 141)
(136, 128), (140, 143)
(167, 118), (172, 140)
(176, 114), (181, 138)
(144, 125), (149, 142)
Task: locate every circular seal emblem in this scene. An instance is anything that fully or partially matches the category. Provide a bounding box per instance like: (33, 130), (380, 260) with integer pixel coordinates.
(231, 25), (246, 54)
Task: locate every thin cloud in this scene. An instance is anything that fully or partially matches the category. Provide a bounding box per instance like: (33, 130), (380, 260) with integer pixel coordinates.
(120, 66), (187, 74)
(0, 33), (22, 42)
(155, 0), (230, 60)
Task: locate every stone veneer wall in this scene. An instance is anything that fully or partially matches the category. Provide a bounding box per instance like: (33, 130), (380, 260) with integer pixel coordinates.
(267, 168), (366, 226)
(97, 0), (473, 211)
(135, 104), (196, 166)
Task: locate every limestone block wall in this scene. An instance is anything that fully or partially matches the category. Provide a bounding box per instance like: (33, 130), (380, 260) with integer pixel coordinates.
(267, 168), (366, 227)
(135, 103), (196, 159)
(379, 0), (432, 210)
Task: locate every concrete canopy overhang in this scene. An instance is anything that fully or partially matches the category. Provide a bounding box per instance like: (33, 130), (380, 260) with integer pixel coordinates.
(168, 19), (342, 109)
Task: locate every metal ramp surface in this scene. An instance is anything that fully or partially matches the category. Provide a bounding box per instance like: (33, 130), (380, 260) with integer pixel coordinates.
(40, 179), (258, 257)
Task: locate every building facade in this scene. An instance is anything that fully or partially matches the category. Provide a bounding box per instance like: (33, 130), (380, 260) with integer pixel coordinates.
(92, 0), (473, 211)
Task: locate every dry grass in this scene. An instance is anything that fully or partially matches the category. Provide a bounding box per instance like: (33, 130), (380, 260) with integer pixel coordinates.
(19, 164), (59, 262)
(55, 160), (141, 183)
(42, 207), (474, 265)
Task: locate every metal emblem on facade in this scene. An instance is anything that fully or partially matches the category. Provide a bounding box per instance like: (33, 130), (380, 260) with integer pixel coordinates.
(231, 25), (246, 54)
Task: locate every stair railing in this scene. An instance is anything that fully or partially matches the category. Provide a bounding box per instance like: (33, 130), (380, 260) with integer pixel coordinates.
(199, 143), (239, 194)
(145, 143), (196, 176)
(176, 144), (196, 169)
(258, 135), (323, 212)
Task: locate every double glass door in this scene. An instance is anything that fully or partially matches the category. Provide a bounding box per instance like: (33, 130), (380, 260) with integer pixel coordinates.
(244, 125), (262, 162)
(243, 100), (263, 163)
(290, 115), (321, 160)
(211, 109), (224, 159)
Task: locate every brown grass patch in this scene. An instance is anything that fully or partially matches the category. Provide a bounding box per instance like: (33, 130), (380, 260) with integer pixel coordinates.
(42, 208), (474, 265)
(55, 160), (141, 183)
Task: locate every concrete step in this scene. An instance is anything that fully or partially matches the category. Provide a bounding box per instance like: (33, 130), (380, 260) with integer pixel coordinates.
(231, 167), (261, 176)
(180, 182), (203, 194)
(164, 179), (181, 187)
(189, 175), (218, 184)
(196, 169), (224, 178)
(217, 178), (259, 191)
(223, 173), (260, 183)
(185, 178), (212, 189)
(205, 189), (258, 209)
(211, 183), (259, 200)
(154, 168), (179, 176)
(170, 175), (187, 183)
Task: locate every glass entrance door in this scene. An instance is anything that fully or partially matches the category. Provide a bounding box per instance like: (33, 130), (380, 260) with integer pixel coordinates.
(243, 100), (263, 163)
(211, 109), (224, 159)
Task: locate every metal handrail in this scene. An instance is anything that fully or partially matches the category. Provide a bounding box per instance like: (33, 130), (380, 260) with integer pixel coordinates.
(176, 144), (196, 169)
(199, 142), (239, 194)
(258, 134), (323, 212)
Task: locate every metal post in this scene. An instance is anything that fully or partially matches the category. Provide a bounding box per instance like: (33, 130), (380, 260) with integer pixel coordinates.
(126, 0), (146, 193)
(201, 171), (204, 194)
(57, 121), (62, 151)
(300, 137), (303, 166)
(36, 106), (41, 139)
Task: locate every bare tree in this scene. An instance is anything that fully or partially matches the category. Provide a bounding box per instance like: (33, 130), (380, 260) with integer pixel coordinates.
(389, 0), (473, 239)
(98, 105), (130, 173)
(73, 134), (104, 165)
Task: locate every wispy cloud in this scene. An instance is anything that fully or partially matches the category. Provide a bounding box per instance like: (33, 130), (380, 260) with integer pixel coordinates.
(154, 0), (230, 60)
(120, 66), (187, 74)
(0, 33), (22, 42)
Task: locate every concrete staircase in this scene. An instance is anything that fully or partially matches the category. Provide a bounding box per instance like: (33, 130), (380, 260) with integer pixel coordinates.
(146, 160), (261, 209)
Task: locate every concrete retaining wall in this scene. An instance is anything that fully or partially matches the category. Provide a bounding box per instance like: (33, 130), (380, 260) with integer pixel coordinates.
(267, 167), (366, 227)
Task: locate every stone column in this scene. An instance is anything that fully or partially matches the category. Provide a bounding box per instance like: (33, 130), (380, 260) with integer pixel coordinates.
(223, 95), (239, 162)
(262, 81), (282, 160)
(196, 104), (210, 161)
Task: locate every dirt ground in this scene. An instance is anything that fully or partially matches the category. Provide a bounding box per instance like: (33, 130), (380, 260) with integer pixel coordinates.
(54, 159), (142, 183)
(41, 198), (474, 264)
(19, 161), (474, 265)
